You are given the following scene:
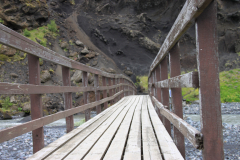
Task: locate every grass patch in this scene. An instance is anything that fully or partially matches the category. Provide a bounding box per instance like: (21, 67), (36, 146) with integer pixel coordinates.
(69, 0), (75, 5)
(182, 69), (240, 103)
(22, 21), (58, 47)
(237, 52), (240, 56)
(137, 76), (148, 91)
(74, 118), (85, 126)
(220, 68), (240, 102)
(0, 97), (13, 110)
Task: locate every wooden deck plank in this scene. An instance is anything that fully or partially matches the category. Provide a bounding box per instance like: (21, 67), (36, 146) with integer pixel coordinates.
(35, 97), (129, 160)
(87, 96), (142, 160)
(147, 96), (184, 160)
(123, 96), (143, 160)
(27, 97), (128, 160)
(142, 96), (163, 160)
(63, 96), (138, 160)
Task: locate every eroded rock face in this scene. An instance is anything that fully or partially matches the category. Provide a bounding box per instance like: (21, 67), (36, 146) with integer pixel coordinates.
(71, 70), (82, 83)
(0, 0), (49, 30)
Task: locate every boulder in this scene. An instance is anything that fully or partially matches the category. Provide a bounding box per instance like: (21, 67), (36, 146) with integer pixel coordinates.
(71, 70), (82, 83)
(85, 52), (96, 59)
(107, 68), (116, 74)
(40, 70), (51, 83)
(69, 51), (78, 57)
(10, 73), (19, 78)
(10, 96), (17, 103)
(60, 41), (69, 49)
(78, 57), (89, 64)
(22, 102), (31, 111)
(124, 70), (133, 76)
(81, 47), (90, 55)
(88, 73), (94, 84)
(139, 37), (161, 53)
(75, 40), (84, 47)
(0, 45), (16, 56)
(91, 60), (98, 66)
(2, 112), (12, 119)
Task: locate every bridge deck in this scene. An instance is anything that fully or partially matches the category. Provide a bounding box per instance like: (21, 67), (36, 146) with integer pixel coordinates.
(28, 95), (183, 160)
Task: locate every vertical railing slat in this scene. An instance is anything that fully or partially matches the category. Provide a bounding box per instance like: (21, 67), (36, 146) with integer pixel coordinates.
(94, 74), (101, 114)
(62, 66), (74, 133)
(196, 1), (224, 159)
(169, 43), (185, 158)
(160, 57), (171, 135)
(102, 76), (108, 110)
(28, 54), (44, 153)
(83, 71), (90, 121)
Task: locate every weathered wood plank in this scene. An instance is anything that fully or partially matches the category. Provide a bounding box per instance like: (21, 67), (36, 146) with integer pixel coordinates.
(94, 74), (101, 114)
(63, 97), (137, 160)
(0, 83), (131, 94)
(84, 96), (140, 160)
(123, 96), (143, 160)
(151, 72), (199, 88)
(0, 91), (123, 144)
(27, 97), (128, 160)
(152, 96), (203, 149)
(149, 0), (214, 75)
(142, 96), (162, 160)
(147, 96), (184, 160)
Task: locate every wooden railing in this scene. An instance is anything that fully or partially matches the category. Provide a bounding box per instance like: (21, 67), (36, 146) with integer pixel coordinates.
(148, 0), (224, 159)
(0, 23), (136, 153)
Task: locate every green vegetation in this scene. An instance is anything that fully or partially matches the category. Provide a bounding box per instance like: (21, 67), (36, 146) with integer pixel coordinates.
(0, 54), (10, 61)
(49, 68), (54, 74)
(18, 107), (23, 111)
(22, 21), (58, 47)
(70, 0), (75, 5)
(1, 97), (13, 110)
(237, 52), (240, 56)
(13, 52), (27, 62)
(39, 58), (43, 65)
(23, 29), (31, 37)
(69, 40), (74, 45)
(0, 18), (4, 24)
(220, 69), (240, 102)
(137, 76), (148, 91)
(47, 20), (57, 33)
(74, 118), (85, 126)
(182, 69), (240, 103)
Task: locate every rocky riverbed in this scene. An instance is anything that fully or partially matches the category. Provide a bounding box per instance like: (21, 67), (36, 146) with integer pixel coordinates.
(0, 103), (239, 159)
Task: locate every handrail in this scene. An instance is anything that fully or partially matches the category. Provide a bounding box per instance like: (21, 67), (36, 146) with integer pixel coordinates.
(0, 24), (134, 85)
(148, 0), (224, 159)
(0, 23), (137, 153)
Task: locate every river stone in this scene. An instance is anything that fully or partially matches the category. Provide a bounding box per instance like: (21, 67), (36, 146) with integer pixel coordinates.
(71, 70), (82, 83)
(10, 96), (16, 103)
(40, 70), (51, 83)
(75, 40), (84, 47)
(2, 112), (12, 119)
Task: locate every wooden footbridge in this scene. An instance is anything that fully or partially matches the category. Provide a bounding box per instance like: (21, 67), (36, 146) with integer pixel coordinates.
(0, 0), (224, 159)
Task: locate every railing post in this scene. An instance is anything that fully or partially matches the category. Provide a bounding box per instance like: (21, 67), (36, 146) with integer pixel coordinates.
(121, 78), (124, 98)
(169, 43), (185, 158)
(28, 54), (44, 153)
(62, 66), (74, 133)
(108, 78), (112, 105)
(196, 1), (224, 159)
(155, 64), (163, 121)
(94, 74), (101, 114)
(102, 76), (108, 110)
(160, 57), (171, 135)
(112, 78), (116, 104)
(83, 71), (90, 121)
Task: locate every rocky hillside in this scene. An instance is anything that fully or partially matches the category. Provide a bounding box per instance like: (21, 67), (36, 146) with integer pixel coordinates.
(0, 0), (239, 119)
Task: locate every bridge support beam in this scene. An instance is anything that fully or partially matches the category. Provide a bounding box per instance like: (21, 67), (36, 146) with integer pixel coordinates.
(196, 1), (224, 159)
(28, 54), (44, 153)
(83, 71), (90, 121)
(169, 43), (185, 158)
